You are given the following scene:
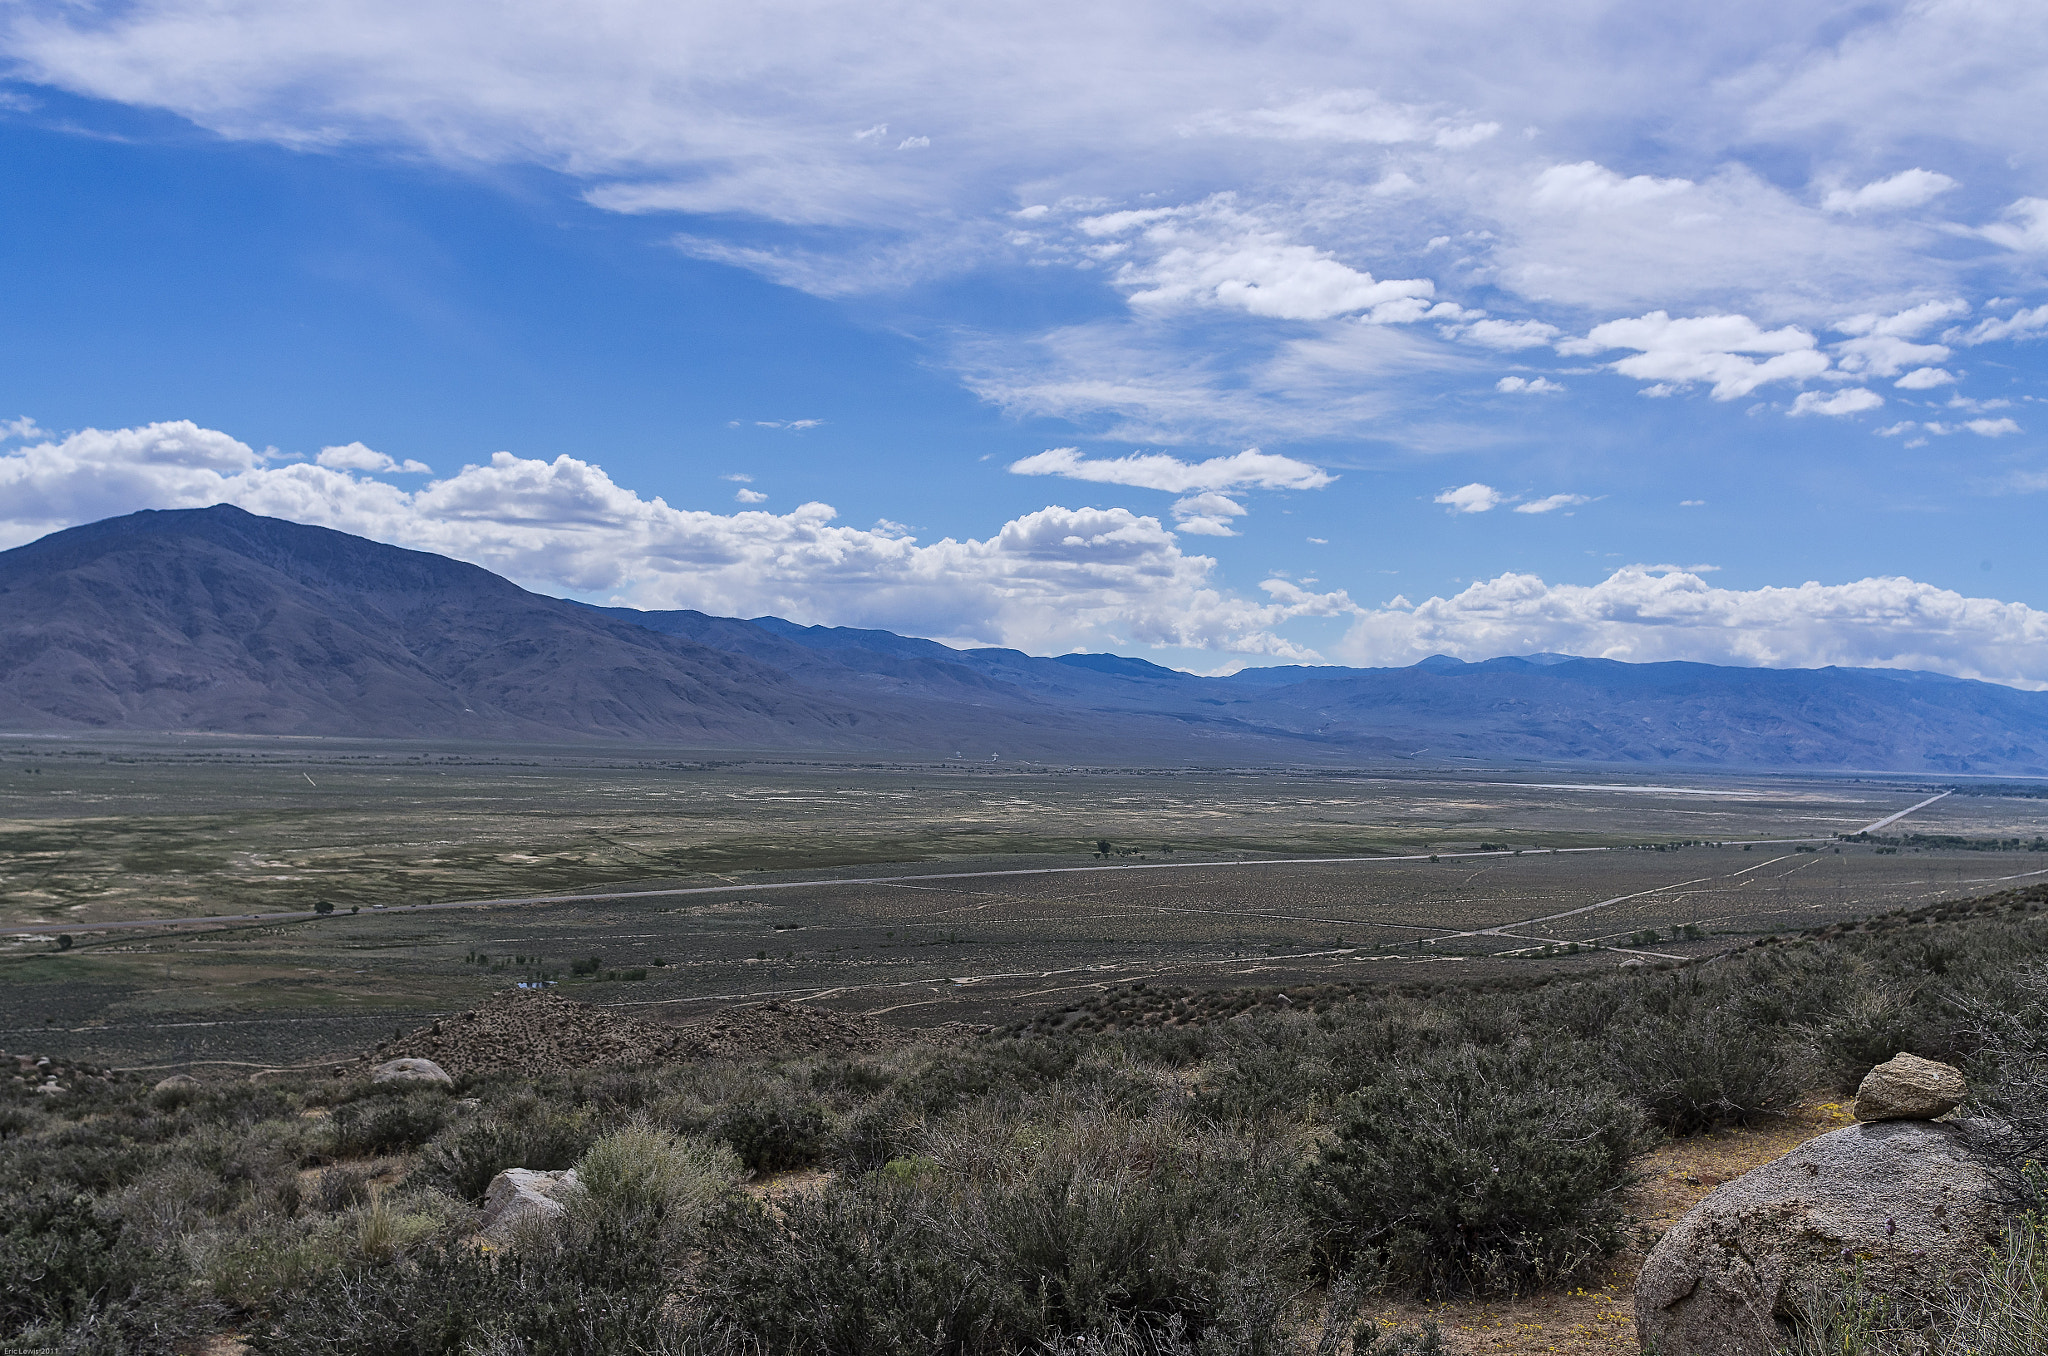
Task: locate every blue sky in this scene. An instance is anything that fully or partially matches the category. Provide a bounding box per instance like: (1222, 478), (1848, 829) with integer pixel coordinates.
(3, 2), (2047, 682)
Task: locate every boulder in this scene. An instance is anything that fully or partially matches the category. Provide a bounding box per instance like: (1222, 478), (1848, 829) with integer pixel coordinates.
(1855, 1053), (1967, 1122)
(1635, 1120), (2001, 1356)
(371, 1057), (454, 1088)
(480, 1167), (581, 1241)
(152, 1073), (201, 1094)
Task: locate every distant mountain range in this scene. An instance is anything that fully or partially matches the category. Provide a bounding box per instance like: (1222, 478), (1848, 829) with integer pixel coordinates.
(3, 505), (2045, 773)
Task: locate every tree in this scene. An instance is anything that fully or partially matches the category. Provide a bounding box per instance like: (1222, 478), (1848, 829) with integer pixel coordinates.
(55, 934), (73, 951)
(314, 900), (335, 915)
(1096, 838), (1112, 857)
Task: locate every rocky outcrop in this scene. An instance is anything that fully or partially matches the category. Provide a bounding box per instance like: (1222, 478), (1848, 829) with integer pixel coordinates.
(371, 1056), (454, 1087)
(1855, 1053), (1968, 1122)
(1635, 1119), (2001, 1356)
(480, 1168), (581, 1242)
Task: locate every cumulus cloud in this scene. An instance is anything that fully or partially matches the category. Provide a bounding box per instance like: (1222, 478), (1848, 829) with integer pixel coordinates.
(1562, 311), (1829, 400)
(1435, 482), (1505, 514)
(1007, 446), (1334, 493)
(1789, 388), (1883, 417)
(1829, 300), (1963, 377)
(1495, 375), (1563, 393)
(1894, 367), (1955, 389)
(734, 487), (768, 503)
(1949, 305), (2048, 346)
(1821, 168), (1956, 214)
(1514, 492), (1590, 514)
(1168, 490), (1247, 537)
(0, 420), (1361, 659)
(314, 442), (432, 474)
(1339, 566), (2048, 690)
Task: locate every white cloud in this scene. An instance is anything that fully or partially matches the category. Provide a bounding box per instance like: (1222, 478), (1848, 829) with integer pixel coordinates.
(1906, 417), (2024, 438)
(1080, 197), (1437, 323)
(1950, 305), (2048, 346)
(0, 420), (1358, 659)
(1789, 388), (1883, 417)
(1514, 492), (1590, 514)
(2, 417), (47, 442)
(1563, 311), (1829, 400)
(721, 472), (753, 482)
(1495, 375), (1563, 394)
(1829, 299), (1963, 377)
(1435, 482), (1504, 514)
(752, 419), (824, 430)
(1338, 566), (2048, 690)
(8, 3), (2048, 443)
(1168, 490), (1248, 537)
(1008, 446), (1334, 493)
(1894, 367), (1955, 389)
(314, 442), (432, 474)
(897, 135), (929, 150)
(734, 487), (768, 503)
(1531, 162), (1692, 210)
(1679, 499), (1706, 507)
(1821, 168), (1956, 214)
(1459, 319), (1560, 351)
(1978, 198), (2048, 253)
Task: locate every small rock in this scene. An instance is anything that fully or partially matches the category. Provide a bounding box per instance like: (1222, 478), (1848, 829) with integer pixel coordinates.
(480, 1167), (580, 1241)
(371, 1057), (454, 1088)
(1855, 1053), (1968, 1122)
(153, 1073), (202, 1094)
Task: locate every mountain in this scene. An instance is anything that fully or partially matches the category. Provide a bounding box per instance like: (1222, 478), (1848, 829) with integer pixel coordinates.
(4, 506), (2047, 772)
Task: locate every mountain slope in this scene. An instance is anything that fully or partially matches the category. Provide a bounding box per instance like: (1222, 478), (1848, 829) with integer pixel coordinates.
(0, 507), (893, 743)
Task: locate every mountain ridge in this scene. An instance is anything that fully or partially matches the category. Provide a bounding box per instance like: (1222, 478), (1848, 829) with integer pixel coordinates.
(3, 506), (2046, 772)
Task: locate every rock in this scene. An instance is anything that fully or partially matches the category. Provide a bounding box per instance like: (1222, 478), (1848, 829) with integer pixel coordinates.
(1635, 1120), (2002, 1356)
(153, 1073), (201, 1094)
(371, 1057), (454, 1087)
(1855, 1053), (1968, 1122)
(480, 1167), (581, 1241)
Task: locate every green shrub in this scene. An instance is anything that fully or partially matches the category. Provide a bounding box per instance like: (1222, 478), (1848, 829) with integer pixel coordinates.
(331, 1092), (451, 1158)
(255, 1236), (675, 1355)
(1605, 978), (1800, 1134)
(563, 1124), (741, 1256)
(694, 1108), (1307, 1354)
(713, 1094), (832, 1173)
(0, 1184), (204, 1346)
(1304, 1043), (1651, 1297)
(415, 1103), (592, 1202)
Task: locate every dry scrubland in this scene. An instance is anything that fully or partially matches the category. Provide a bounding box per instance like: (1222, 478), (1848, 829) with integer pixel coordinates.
(5, 738), (2048, 1354)
(5, 736), (2048, 1069)
(5, 893), (2048, 1354)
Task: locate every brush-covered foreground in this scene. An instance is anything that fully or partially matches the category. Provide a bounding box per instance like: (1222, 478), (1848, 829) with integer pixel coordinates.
(6, 890), (2048, 1356)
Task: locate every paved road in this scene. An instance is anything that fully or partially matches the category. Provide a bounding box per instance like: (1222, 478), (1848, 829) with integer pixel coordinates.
(1856, 789), (1952, 835)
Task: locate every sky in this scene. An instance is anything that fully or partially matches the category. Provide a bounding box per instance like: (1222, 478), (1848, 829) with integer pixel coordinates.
(2, 1), (2047, 684)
